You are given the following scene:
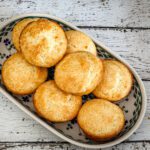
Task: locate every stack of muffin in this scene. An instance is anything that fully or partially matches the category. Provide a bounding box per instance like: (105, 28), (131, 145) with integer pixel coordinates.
(2, 18), (133, 141)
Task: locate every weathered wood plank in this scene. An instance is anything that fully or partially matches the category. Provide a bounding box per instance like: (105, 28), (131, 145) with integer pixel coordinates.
(0, 142), (150, 150)
(0, 81), (149, 142)
(0, 0), (149, 27)
(81, 28), (150, 80)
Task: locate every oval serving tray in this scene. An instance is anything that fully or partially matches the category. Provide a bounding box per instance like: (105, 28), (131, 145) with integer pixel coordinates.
(0, 14), (147, 149)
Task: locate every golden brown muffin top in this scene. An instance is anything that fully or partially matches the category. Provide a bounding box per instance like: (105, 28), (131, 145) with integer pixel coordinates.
(93, 60), (133, 101)
(2, 53), (48, 95)
(65, 30), (97, 55)
(77, 99), (125, 141)
(20, 19), (67, 67)
(33, 80), (82, 122)
(55, 51), (103, 95)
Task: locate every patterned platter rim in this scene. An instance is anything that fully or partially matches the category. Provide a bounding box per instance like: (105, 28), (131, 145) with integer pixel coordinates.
(0, 13), (147, 149)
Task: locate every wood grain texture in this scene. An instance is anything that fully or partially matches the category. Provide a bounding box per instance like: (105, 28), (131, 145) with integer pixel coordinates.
(0, 0), (149, 27)
(0, 142), (150, 150)
(0, 81), (149, 142)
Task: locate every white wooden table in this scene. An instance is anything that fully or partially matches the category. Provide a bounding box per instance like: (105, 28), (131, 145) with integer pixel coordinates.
(0, 0), (150, 149)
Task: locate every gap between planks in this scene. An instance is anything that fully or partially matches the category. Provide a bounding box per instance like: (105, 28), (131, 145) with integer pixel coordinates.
(0, 141), (150, 150)
(78, 26), (150, 30)
(0, 18), (150, 30)
(0, 141), (150, 144)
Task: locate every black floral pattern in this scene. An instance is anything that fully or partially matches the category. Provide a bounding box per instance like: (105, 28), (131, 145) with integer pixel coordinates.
(4, 38), (11, 46)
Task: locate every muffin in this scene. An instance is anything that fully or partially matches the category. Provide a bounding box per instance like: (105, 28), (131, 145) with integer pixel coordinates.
(55, 52), (103, 95)
(93, 60), (133, 101)
(2, 53), (48, 95)
(33, 80), (82, 122)
(65, 30), (96, 55)
(20, 19), (67, 67)
(77, 99), (125, 141)
(12, 18), (38, 51)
